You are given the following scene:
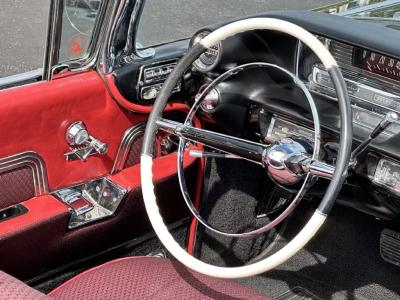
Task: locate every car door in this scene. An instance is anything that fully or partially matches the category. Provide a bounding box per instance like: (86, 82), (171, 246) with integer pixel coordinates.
(0, 0), (196, 281)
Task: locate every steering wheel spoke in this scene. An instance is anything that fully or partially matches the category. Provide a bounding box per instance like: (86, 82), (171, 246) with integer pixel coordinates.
(188, 150), (243, 160)
(302, 159), (335, 179)
(157, 118), (266, 165)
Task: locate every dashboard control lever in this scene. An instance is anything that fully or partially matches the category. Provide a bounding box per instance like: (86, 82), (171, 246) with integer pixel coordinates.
(351, 112), (399, 162)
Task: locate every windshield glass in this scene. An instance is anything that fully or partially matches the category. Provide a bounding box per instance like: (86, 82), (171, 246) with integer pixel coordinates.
(137, 0), (400, 49)
(317, 0), (400, 20)
(136, 0), (337, 48)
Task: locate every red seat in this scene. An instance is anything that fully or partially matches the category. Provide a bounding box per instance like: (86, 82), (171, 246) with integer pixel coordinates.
(0, 257), (269, 299)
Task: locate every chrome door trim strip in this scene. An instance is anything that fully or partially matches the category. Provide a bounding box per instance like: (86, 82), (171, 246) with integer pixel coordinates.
(0, 69), (43, 90)
(0, 151), (49, 196)
(50, 0), (113, 78)
(43, 0), (63, 81)
(111, 122), (145, 174)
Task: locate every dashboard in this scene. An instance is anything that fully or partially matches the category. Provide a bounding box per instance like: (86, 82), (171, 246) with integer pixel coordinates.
(113, 10), (400, 219)
(187, 14), (400, 219)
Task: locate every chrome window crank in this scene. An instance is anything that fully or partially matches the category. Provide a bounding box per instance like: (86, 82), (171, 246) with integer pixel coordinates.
(65, 121), (108, 161)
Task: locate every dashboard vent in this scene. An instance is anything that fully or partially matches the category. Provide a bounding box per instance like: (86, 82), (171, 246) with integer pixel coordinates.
(328, 40), (354, 67)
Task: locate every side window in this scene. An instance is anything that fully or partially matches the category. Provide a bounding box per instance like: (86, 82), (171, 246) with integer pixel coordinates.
(59, 0), (102, 63)
(0, 0), (103, 88)
(0, 1), (50, 79)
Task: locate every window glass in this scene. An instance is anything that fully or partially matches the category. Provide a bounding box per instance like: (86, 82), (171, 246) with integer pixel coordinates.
(136, 0), (337, 49)
(59, 0), (103, 63)
(0, 0), (50, 78)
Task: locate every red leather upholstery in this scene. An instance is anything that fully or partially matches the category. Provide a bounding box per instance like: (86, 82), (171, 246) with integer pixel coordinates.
(0, 71), (147, 190)
(49, 257), (269, 300)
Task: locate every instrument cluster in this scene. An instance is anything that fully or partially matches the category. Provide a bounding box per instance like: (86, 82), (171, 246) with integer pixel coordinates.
(305, 38), (400, 141)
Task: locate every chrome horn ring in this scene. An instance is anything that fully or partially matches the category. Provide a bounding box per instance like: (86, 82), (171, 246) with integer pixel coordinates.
(177, 62), (321, 237)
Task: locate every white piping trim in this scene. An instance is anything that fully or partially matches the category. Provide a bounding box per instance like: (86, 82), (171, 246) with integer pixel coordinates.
(200, 18), (337, 69)
(141, 154), (326, 278)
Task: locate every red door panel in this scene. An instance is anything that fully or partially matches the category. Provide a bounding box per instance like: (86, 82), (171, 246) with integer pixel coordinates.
(0, 71), (146, 190)
(0, 70), (198, 280)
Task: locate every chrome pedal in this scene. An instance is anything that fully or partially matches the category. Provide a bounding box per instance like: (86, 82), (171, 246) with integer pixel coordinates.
(380, 229), (400, 267)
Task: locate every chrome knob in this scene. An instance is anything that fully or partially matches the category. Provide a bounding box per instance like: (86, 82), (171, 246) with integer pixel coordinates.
(65, 121), (108, 161)
(66, 121), (89, 146)
(199, 89), (219, 112)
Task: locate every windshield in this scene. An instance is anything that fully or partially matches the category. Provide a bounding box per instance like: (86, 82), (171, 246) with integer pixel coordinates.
(317, 0), (400, 20)
(136, 0), (337, 48)
(136, 0), (400, 49)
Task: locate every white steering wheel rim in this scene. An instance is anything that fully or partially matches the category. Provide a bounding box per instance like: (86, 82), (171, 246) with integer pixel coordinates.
(140, 18), (342, 279)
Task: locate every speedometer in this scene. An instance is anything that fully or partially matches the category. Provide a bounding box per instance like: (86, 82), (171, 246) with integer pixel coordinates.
(191, 30), (221, 72)
(354, 48), (400, 81)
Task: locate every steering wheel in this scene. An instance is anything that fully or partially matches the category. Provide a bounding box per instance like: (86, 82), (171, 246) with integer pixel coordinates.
(140, 18), (352, 279)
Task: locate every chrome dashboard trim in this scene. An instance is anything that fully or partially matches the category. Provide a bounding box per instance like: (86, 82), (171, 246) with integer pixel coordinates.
(111, 122), (145, 174)
(266, 117), (315, 143)
(325, 39), (400, 93)
(0, 151), (48, 196)
(308, 80), (400, 139)
(310, 64), (400, 113)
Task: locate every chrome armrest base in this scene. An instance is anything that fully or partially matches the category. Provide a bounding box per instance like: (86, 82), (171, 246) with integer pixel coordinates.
(53, 177), (127, 229)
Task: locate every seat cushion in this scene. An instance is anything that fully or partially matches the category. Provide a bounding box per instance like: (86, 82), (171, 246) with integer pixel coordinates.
(0, 270), (49, 300)
(48, 257), (269, 299)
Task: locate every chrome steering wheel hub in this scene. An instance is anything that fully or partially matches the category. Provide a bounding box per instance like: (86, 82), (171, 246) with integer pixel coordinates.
(264, 137), (311, 185)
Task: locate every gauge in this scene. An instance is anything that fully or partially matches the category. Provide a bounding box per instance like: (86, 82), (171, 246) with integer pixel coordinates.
(354, 48), (400, 81)
(191, 30), (222, 72)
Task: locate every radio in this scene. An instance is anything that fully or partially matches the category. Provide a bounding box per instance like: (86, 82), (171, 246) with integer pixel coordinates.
(137, 60), (182, 102)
